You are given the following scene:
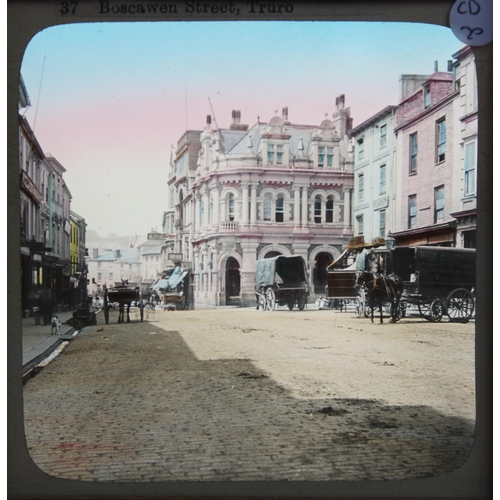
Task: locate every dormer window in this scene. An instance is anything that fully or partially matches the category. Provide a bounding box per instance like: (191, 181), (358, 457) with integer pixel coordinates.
(276, 145), (283, 164)
(424, 84), (431, 108)
(326, 147), (333, 167)
(267, 144), (274, 165)
(318, 147), (325, 168)
(267, 143), (283, 165)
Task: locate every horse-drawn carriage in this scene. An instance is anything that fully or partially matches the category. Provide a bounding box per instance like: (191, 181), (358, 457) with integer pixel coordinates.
(389, 246), (476, 322)
(255, 255), (309, 311)
(324, 247), (365, 312)
(338, 245), (476, 323)
(102, 280), (144, 324)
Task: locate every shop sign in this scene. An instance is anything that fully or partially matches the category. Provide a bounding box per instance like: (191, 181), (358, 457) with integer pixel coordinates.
(20, 171), (42, 204)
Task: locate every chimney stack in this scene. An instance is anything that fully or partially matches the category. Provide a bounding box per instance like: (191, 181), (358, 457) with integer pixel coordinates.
(229, 110), (248, 131)
(434, 60), (439, 72)
(206, 115), (211, 125)
(335, 94), (345, 111)
(282, 106), (289, 121)
(232, 110), (241, 124)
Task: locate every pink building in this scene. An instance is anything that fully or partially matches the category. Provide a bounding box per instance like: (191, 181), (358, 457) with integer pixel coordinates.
(166, 99), (355, 307)
(392, 71), (458, 246)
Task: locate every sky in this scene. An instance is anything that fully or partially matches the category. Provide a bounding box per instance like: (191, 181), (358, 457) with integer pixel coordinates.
(19, 21), (463, 238)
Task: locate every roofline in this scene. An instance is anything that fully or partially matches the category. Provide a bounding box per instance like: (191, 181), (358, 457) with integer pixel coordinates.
(19, 115), (44, 158)
(394, 90), (459, 132)
(349, 105), (398, 136)
(452, 44), (473, 61)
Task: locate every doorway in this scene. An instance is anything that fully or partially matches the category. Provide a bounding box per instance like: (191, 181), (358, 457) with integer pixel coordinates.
(314, 252), (333, 294)
(225, 257), (240, 305)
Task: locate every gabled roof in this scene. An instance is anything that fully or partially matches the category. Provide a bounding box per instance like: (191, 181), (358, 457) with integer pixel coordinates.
(219, 130), (248, 152)
(94, 248), (140, 262)
(227, 122), (315, 157)
(141, 244), (164, 255)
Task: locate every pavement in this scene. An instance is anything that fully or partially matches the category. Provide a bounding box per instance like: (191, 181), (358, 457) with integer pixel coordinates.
(20, 301), (235, 379)
(21, 308), (98, 380)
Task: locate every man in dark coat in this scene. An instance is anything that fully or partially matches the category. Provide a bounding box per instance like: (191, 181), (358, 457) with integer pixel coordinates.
(40, 286), (54, 326)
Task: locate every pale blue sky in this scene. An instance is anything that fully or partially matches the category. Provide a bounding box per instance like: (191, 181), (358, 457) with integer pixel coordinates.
(20, 21), (463, 237)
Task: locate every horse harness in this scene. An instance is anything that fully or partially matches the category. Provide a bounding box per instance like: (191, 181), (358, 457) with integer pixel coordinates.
(365, 274), (397, 299)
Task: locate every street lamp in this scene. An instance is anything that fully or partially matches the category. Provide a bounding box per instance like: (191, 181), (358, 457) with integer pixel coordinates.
(385, 234), (395, 248)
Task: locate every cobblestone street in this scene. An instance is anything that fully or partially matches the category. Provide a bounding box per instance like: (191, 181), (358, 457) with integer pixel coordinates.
(22, 306), (476, 483)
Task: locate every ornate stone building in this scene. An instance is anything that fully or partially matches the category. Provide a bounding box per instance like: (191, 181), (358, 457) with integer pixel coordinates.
(165, 97), (355, 307)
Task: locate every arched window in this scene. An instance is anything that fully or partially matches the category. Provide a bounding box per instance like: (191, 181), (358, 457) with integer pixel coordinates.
(275, 195), (284, 222)
(326, 196), (334, 223)
(314, 196), (322, 224)
(228, 194), (235, 221)
(263, 195), (271, 221)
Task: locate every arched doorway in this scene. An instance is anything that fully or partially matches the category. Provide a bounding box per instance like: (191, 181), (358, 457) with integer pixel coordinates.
(225, 257), (240, 305)
(314, 252), (333, 294)
(264, 251), (281, 259)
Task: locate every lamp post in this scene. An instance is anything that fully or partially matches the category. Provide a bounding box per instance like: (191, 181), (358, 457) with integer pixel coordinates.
(385, 234), (396, 249)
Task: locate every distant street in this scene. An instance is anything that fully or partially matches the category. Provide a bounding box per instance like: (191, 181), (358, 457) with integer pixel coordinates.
(23, 306), (475, 482)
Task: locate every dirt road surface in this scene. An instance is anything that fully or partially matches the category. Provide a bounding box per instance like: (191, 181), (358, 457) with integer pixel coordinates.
(23, 306), (476, 482)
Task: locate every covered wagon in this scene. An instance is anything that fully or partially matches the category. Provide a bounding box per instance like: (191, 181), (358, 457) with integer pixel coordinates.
(255, 255), (309, 311)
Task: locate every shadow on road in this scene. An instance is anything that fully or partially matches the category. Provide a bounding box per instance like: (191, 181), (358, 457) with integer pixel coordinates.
(23, 314), (475, 482)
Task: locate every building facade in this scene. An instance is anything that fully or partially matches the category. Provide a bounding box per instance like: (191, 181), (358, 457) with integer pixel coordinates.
(87, 248), (141, 292)
(43, 155), (75, 308)
(70, 211), (88, 306)
(167, 98), (355, 307)
(350, 105), (398, 244)
(450, 45), (478, 248)
(347, 48), (477, 252)
(19, 75), (87, 316)
(391, 70), (459, 247)
(19, 112), (46, 316)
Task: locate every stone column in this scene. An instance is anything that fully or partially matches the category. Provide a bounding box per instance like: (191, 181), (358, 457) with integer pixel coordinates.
(240, 240), (259, 307)
(242, 182), (249, 226)
(212, 185), (220, 228)
(250, 183), (257, 225)
(301, 186), (308, 227)
(343, 187), (351, 226)
(240, 241), (259, 307)
(193, 195), (199, 234)
(293, 185), (301, 227)
(202, 192), (209, 229)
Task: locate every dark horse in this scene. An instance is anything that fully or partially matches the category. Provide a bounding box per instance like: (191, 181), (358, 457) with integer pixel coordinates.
(357, 271), (404, 324)
(113, 280), (135, 323)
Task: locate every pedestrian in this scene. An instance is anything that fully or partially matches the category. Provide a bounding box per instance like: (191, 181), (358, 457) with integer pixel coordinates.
(40, 286), (54, 326)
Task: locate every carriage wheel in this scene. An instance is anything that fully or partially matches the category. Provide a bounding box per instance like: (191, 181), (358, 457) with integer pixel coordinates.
(418, 299), (444, 322)
(266, 288), (276, 311)
(446, 288), (474, 321)
(103, 288), (109, 325)
(393, 302), (406, 322)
